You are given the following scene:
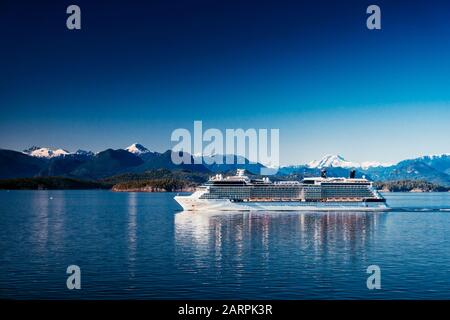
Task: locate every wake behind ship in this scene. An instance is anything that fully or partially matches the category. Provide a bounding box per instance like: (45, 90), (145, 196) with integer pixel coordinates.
(174, 169), (389, 211)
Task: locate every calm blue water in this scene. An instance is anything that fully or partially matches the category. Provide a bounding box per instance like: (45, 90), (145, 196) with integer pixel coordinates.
(0, 191), (449, 299)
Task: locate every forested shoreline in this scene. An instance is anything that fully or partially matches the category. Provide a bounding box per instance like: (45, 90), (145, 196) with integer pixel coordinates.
(0, 173), (448, 192)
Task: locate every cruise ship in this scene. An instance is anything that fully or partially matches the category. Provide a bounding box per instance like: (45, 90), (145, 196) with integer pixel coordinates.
(174, 169), (389, 211)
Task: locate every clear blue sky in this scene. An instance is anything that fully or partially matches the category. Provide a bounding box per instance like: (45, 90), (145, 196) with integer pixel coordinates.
(1, 0), (450, 165)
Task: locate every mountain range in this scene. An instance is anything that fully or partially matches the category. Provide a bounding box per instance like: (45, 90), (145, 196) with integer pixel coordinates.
(1, 144), (450, 186)
(280, 154), (450, 187)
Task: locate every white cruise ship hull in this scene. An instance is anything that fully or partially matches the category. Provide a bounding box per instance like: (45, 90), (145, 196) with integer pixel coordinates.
(174, 196), (389, 212)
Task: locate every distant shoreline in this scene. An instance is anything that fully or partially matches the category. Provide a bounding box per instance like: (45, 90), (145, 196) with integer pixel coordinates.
(1, 189), (449, 193)
(379, 190), (450, 193)
(0, 176), (449, 192)
(111, 186), (196, 192)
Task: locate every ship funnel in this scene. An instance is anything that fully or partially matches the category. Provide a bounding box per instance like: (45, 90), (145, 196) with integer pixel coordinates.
(320, 169), (327, 178)
(349, 170), (356, 179)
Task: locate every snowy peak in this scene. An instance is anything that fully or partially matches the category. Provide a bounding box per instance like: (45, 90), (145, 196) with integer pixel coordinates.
(23, 146), (70, 158)
(308, 155), (359, 169)
(125, 143), (150, 155)
(52, 149), (70, 157)
(307, 155), (392, 169)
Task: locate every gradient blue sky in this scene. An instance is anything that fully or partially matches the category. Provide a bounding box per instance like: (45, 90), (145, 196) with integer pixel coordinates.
(1, 0), (450, 165)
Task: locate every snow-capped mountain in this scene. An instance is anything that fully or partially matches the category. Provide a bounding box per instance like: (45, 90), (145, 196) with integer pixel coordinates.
(307, 155), (392, 169)
(22, 147), (96, 159)
(399, 153), (450, 175)
(308, 155), (359, 169)
(23, 146), (71, 158)
(125, 143), (150, 155)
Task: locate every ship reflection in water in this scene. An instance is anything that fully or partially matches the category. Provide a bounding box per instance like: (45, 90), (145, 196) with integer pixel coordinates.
(175, 211), (386, 256)
(174, 211), (388, 299)
(1, 191), (449, 299)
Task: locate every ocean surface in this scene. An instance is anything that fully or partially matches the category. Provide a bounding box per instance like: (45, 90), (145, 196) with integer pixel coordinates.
(0, 191), (449, 299)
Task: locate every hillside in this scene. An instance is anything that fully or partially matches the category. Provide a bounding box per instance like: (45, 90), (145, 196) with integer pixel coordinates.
(102, 168), (210, 185)
(374, 180), (449, 192)
(112, 178), (196, 192)
(1, 146), (450, 188)
(0, 150), (47, 178)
